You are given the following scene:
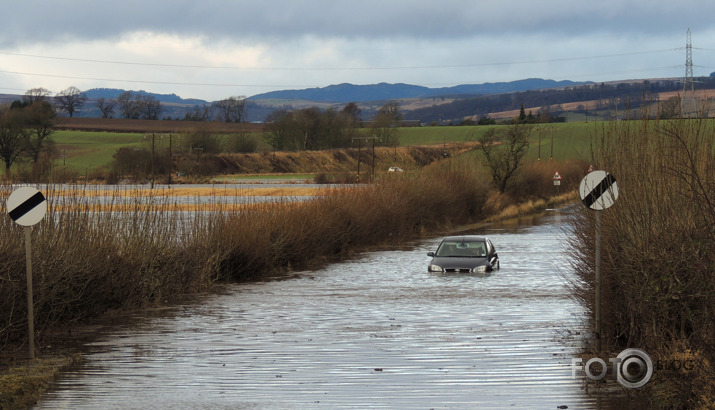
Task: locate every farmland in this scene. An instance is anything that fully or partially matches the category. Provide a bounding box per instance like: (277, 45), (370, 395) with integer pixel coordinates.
(49, 121), (598, 175)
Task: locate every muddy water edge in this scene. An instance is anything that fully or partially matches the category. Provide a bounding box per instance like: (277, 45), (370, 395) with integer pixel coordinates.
(34, 210), (631, 409)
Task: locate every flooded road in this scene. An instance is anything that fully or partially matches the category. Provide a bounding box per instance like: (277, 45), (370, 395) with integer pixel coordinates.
(37, 211), (598, 409)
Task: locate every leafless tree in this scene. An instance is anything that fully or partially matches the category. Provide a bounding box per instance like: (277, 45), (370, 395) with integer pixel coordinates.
(342, 102), (362, 127)
(118, 91), (141, 119)
(23, 87), (52, 105)
(184, 105), (213, 121)
(96, 97), (117, 118)
(118, 92), (162, 120)
(214, 96), (247, 123)
(22, 101), (56, 162)
(137, 94), (161, 120)
(0, 105), (25, 175)
(477, 125), (531, 193)
(660, 96), (681, 119)
(371, 102), (401, 146)
(54, 86), (87, 118)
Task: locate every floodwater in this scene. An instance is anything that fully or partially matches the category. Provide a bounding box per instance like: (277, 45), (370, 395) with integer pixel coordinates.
(36, 211), (604, 409)
(25, 182), (333, 207)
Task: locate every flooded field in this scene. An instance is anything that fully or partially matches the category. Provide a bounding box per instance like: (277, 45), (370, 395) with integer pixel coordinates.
(36, 211), (605, 408)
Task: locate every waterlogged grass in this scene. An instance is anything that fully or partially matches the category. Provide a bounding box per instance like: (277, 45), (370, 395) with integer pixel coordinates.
(44, 185), (331, 212)
(0, 355), (82, 409)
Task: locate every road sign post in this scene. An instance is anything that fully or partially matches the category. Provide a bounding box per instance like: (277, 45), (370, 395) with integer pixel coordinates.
(553, 171), (562, 194)
(23, 226), (35, 359)
(6, 187), (48, 359)
(579, 170), (619, 352)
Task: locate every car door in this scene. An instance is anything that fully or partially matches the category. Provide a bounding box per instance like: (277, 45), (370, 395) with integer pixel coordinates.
(486, 239), (499, 270)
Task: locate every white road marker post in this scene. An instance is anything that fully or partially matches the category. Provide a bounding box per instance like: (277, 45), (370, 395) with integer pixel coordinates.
(7, 187), (48, 359)
(579, 171), (619, 352)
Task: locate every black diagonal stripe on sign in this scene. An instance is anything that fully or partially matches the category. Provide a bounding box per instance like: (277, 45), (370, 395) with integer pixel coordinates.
(8, 191), (45, 221)
(582, 174), (616, 209)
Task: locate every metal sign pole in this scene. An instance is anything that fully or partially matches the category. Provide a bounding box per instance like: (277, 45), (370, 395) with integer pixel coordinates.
(24, 226), (35, 359)
(595, 211), (601, 352)
(579, 170), (618, 353)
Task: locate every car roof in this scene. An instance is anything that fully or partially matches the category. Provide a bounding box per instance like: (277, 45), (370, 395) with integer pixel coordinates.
(440, 235), (488, 242)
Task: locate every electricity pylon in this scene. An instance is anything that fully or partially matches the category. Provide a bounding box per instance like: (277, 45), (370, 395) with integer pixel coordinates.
(682, 28), (696, 116)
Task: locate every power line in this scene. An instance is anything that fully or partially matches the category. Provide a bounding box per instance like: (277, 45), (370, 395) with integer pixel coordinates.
(0, 69), (302, 88)
(0, 47), (689, 93)
(0, 48), (680, 71)
(0, 65), (685, 91)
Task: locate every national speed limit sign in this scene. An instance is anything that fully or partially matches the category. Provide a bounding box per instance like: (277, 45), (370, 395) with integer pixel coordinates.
(7, 187), (47, 226)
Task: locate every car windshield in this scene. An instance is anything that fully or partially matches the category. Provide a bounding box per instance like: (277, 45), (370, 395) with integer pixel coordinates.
(436, 241), (487, 257)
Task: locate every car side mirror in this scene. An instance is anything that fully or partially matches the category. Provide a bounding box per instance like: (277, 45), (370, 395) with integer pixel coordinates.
(427, 252), (435, 257)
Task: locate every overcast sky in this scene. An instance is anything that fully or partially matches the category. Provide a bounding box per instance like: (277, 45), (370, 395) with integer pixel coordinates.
(2, 1), (715, 101)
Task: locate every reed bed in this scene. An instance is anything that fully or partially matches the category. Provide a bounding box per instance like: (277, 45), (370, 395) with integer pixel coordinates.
(0, 161), (491, 350)
(568, 117), (715, 407)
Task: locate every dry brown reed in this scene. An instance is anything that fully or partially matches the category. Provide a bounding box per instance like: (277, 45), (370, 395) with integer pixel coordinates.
(0, 160), (491, 349)
(568, 116), (715, 406)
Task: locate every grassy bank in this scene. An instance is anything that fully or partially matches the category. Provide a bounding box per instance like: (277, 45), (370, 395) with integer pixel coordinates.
(0, 355), (82, 409)
(569, 117), (715, 407)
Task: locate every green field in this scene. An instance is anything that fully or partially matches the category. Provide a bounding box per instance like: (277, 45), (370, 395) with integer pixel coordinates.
(53, 130), (146, 172)
(398, 122), (596, 161)
(48, 123), (601, 172)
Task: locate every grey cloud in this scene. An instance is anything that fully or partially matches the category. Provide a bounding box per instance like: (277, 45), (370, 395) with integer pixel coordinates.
(3, 0), (715, 48)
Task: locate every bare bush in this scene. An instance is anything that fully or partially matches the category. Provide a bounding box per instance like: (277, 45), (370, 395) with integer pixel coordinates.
(570, 116), (715, 406)
(0, 162), (493, 349)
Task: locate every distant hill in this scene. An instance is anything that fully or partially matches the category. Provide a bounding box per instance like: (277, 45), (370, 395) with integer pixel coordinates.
(248, 79), (590, 103)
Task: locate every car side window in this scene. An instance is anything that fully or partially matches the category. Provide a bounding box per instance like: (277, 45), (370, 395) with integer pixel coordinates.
(486, 240), (494, 255)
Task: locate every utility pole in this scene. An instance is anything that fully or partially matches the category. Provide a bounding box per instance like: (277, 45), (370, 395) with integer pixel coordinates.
(352, 136), (378, 183)
(151, 133), (155, 189)
(168, 134), (172, 186)
(61, 149), (67, 182)
(356, 138), (361, 183)
(371, 137), (375, 182)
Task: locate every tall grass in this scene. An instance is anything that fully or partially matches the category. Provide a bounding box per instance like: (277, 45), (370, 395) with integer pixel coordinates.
(0, 160), (492, 349)
(569, 116), (715, 406)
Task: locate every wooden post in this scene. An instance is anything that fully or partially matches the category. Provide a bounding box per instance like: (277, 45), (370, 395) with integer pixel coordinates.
(168, 134), (172, 186)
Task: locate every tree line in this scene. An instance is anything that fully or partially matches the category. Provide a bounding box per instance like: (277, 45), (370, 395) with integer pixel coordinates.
(404, 78), (715, 123)
(4, 86), (256, 123)
(263, 102), (401, 150)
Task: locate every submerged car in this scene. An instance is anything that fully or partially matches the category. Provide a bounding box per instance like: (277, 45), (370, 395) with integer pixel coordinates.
(427, 236), (500, 273)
